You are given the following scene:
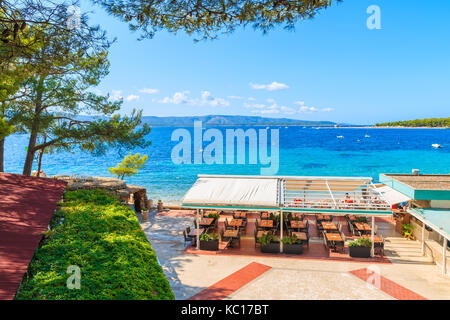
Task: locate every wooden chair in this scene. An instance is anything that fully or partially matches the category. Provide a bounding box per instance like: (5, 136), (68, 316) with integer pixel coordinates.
(375, 234), (385, 255)
(224, 218), (234, 231)
(183, 230), (193, 245)
(255, 219), (263, 232)
(238, 219), (247, 232)
(300, 220), (309, 233)
(322, 231), (330, 250)
(254, 229), (260, 248)
(334, 232), (346, 253)
(208, 218), (218, 233)
(317, 220), (324, 236)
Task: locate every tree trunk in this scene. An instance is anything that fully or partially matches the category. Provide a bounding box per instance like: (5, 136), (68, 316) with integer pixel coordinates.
(0, 138), (4, 172)
(36, 148), (44, 177)
(23, 130), (38, 176)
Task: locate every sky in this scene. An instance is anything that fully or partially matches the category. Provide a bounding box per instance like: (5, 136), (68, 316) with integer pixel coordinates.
(79, 0), (450, 125)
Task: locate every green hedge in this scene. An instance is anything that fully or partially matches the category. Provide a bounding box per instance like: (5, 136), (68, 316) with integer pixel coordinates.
(15, 189), (174, 300)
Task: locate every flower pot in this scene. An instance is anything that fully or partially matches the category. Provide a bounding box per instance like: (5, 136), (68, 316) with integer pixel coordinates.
(200, 240), (219, 251)
(261, 242), (280, 253)
(157, 201), (163, 212)
(148, 199), (154, 209)
(141, 210), (149, 221)
(283, 243), (303, 255)
(349, 246), (371, 258)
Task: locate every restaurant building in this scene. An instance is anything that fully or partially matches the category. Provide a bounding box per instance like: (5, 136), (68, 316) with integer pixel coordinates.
(380, 173), (450, 275)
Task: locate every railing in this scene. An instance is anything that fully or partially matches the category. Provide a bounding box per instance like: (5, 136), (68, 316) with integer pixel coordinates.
(282, 179), (391, 211)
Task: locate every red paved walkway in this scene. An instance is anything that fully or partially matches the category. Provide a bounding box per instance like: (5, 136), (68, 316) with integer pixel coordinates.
(349, 268), (427, 300)
(0, 173), (67, 300)
(188, 262), (271, 300)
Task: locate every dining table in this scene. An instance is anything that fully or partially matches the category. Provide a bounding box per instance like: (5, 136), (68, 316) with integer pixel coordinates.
(321, 221), (338, 232)
(228, 218), (244, 228)
(317, 214), (332, 221)
(354, 222), (372, 234)
(188, 228), (206, 237)
(234, 211), (247, 219)
(291, 213), (303, 220)
(259, 219), (274, 229)
(260, 212), (271, 219)
(325, 232), (343, 242)
(290, 220), (307, 231)
(223, 229), (239, 239)
(290, 232), (308, 241)
(361, 234), (382, 243)
(199, 218), (214, 227)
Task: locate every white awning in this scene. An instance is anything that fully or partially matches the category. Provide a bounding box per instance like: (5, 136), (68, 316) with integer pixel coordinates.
(376, 185), (411, 205)
(182, 177), (279, 207)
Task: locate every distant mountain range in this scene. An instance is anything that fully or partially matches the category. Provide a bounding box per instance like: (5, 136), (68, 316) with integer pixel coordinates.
(140, 115), (337, 126)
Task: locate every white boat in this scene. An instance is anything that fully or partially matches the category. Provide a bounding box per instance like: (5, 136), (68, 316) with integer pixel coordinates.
(365, 134), (371, 138)
(337, 135), (344, 139)
(432, 144), (443, 149)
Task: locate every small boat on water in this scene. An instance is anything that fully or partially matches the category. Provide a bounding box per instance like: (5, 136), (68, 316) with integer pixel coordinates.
(337, 135), (344, 139)
(432, 144), (443, 149)
(365, 134), (371, 138)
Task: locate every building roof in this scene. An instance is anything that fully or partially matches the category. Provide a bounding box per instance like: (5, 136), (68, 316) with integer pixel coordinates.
(382, 174), (450, 190)
(380, 174), (450, 201)
(0, 173), (67, 300)
(408, 208), (450, 240)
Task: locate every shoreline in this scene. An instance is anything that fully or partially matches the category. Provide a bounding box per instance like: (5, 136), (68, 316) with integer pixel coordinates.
(319, 126), (450, 129)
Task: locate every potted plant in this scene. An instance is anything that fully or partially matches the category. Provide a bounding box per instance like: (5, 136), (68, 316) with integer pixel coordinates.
(141, 207), (149, 221)
(208, 212), (220, 220)
(355, 216), (368, 223)
(157, 199), (163, 212)
(199, 233), (219, 251)
(259, 232), (280, 253)
(402, 223), (415, 240)
(282, 234), (303, 254)
(348, 237), (372, 258)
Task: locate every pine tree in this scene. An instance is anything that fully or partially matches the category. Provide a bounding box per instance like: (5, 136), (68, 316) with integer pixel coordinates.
(109, 153), (148, 180)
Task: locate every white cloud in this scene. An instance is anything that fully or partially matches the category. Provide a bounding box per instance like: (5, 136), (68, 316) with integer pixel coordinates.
(108, 90), (123, 101)
(139, 88), (159, 94)
(246, 99), (333, 115)
(126, 94), (140, 102)
(294, 101), (333, 113)
(249, 81), (289, 91)
(158, 90), (229, 107)
(228, 95), (245, 100)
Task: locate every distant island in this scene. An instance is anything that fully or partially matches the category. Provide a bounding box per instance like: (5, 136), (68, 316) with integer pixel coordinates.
(376, 117), (450, 128)
(139, 115), (337, 127)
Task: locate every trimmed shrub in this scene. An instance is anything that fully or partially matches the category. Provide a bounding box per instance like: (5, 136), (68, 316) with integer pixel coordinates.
(15, 189), (174, 300)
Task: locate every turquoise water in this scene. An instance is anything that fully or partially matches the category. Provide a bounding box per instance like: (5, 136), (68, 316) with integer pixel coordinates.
(5, 127), (450, 203)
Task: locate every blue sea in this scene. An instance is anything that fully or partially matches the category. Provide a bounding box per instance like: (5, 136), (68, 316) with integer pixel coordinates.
(4, 127), (450, 203)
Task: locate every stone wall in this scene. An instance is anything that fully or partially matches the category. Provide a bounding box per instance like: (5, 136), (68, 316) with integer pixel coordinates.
(54, 175), (148, 211)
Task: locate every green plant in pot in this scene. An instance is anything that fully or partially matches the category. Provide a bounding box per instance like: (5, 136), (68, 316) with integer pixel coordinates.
(199, 233), (219, 251)
(355, 216), (368, 223)
(402, 223), (415, 240)
(208, 213), (220, 220)
(348, 237), (372, 258)
(259, 232), (280, 253)
(282, 234), (303, 254)
(141, 207), (149, 221)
